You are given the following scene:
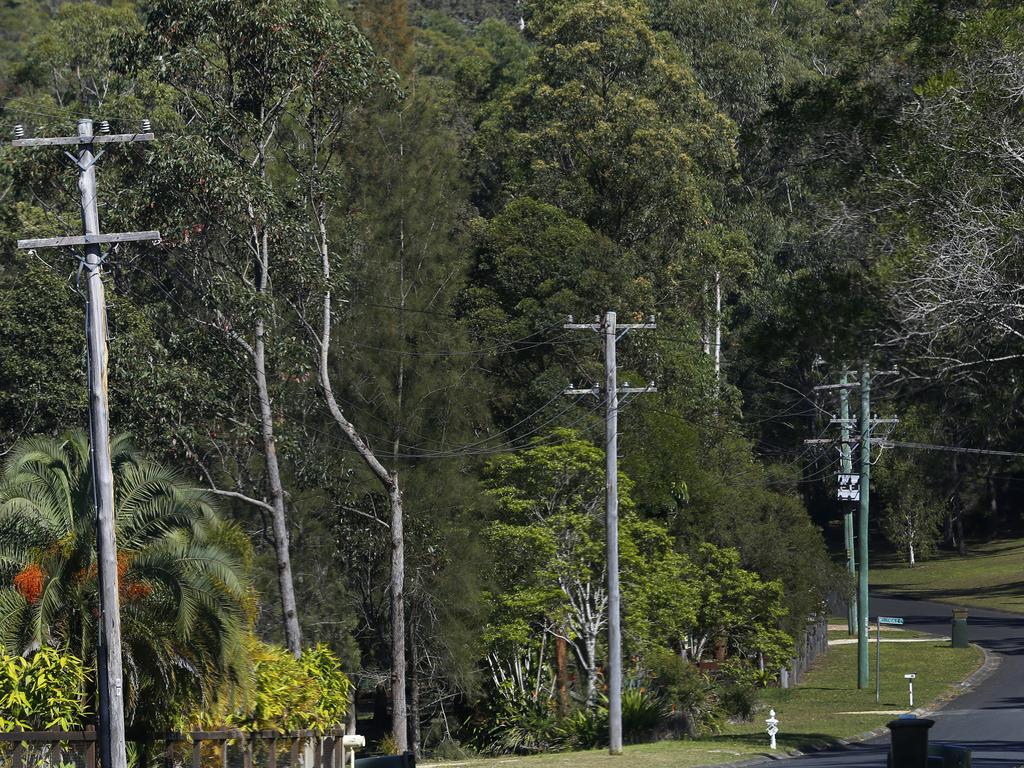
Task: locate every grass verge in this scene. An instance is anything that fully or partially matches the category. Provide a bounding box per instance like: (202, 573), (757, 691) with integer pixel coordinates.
(871, 537), (1024, 614)
(425, 632), (982, 768)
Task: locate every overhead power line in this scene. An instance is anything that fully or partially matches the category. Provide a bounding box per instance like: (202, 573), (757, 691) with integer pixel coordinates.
(884, 441), (1024, 459)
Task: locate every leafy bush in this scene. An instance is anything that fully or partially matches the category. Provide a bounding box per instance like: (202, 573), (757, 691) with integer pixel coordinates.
(475, 683), (567, 754)
(559, 704), (607, 749)
(558, 689), (664, 748)
(431, 737), (474, 761)
(0, 646), (89, 730)
(621, 688), (665, 743)
(184, 640), (352, 732)
(649, 651), (722, 737)
(378, 732), (401, 756)
(300, 643), (354, 726)
(719, 683), (757, 722)
(750, 667), (778, 689)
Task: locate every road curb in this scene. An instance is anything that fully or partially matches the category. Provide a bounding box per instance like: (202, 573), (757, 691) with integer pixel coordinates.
(702, 638), (994, 768)
(915, 641), (999, 716)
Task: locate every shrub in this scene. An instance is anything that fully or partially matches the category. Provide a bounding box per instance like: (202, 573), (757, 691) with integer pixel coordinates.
(621, 688), (664, 743)
(475, 683), (567, 754)
(378, 732), (401, 756)
(0, 646), (89, 730)
(300, 643), (354, 726)
(649, 651), (722, 737)
(750, 667), (778, 689)
(184, 640), (352, 732)
(719, 683), (757, 722)
(559, 704), (607, 749)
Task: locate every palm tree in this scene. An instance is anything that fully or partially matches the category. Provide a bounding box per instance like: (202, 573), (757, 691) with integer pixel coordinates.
(0, 431), (252, 730)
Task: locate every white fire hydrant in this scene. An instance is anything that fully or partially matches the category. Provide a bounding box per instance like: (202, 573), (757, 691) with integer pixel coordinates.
(766, 709), (779, 750)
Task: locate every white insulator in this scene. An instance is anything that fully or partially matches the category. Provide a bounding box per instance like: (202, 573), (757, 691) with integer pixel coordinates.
(99, 120), (111, 134)
(13, 124), (25, 139)
(140, 118), (152, 132)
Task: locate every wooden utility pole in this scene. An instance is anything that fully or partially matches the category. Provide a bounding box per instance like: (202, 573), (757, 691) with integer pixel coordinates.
(564, 311), (656, 755)
(12, 117), (159, 768)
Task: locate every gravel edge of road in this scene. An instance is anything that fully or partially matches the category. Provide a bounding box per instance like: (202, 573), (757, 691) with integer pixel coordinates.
(708, 641), (996, 768)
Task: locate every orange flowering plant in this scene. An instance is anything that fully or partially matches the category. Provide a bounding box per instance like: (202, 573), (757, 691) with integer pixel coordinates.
(0, 431), (252, 734)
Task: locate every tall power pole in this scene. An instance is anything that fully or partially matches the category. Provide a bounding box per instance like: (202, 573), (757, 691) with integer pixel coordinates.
(857, 363), (871, 689)
(838, 372), (857, 636)
(564, 311), (656, 756)
(810, 367), (896, 687)
(12, 118), (159, 768)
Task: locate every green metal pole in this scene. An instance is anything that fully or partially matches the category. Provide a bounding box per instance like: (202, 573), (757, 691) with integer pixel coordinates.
(839, 372), (856, 636)
(858, 364), (871, 689)
(876, 618), (881, 702)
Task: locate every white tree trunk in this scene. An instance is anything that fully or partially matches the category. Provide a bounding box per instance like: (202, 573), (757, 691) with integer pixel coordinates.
(315, 208), (407, 751)
(250, 187), (301, 657)
(714, 271), (722, 382)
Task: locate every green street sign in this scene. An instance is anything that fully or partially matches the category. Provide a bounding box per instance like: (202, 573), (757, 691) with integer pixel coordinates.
(879, 616), (904, 625)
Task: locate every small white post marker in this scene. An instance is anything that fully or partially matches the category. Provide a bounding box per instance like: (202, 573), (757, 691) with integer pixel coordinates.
(905, 673), (916, 709)
(766, 709), (779, 750)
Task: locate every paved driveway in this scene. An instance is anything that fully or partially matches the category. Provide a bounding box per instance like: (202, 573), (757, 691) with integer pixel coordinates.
(780, 594), (1024, 768)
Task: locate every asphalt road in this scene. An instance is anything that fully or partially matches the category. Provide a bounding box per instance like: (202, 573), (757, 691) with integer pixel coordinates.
(782, 594), (1024, 768)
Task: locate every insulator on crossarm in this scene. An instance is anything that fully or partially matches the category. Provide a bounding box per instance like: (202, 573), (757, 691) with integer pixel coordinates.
(141, 118), (152, 132)
(99, 120), (111, 134)
(12, 124), (25, 139)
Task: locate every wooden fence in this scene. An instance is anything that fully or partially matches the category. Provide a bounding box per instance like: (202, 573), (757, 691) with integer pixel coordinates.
(783, 614), (829, 687)
(0, 726), (351, 768)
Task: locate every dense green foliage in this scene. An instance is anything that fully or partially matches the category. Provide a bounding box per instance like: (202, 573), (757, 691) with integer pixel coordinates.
(4, 0), (1022, 755)
(185, 640), (353, 732)
(0, 432), (252, 731)
(0, 646), (88, 730)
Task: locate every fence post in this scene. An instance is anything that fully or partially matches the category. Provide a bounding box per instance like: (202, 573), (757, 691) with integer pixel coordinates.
(268, 733), (277, 768)
(12, 726), (22, 768)
(193, 736), (202, 768)
(86, 725), (97, 768)
(290, 735), (300, 767)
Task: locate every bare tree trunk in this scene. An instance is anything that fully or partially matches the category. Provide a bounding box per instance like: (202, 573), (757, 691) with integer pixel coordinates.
(255, 312), (301, 657)
(582, 632), (598, 707)
(909, 542), (916, 567)
(409, 610), (421, 758)
(955, 509), (966, 555)
(390, 479), (407, 749)
(952, 455), (967, 555)
(701, 280), (711, 356)
(713, 271), (722, 382)
(989, 478), (999, 536)
(315, 205), (408, 752)
(556, 635), (569, 717)
(250, 156), (301, 655)
(346, 687), (357, 735)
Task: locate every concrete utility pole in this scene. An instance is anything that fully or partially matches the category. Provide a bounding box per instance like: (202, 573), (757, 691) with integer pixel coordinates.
(858, 363), (871, 689)
(838, 372), (857, 636)
(809, 367), (897, 689)
(12, 118), (159, 768)
(564, 311), (656, 756)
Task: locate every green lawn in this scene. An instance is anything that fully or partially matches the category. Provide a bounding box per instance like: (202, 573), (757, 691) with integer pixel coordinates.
(719, 635), (980, 748)
(425, 633), (982, 768)
(871, 537), (1024, 614)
